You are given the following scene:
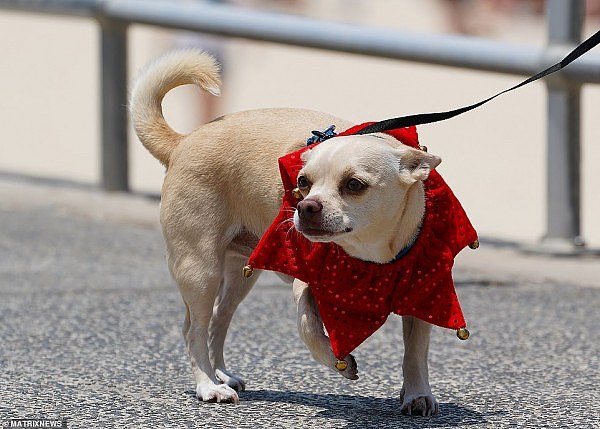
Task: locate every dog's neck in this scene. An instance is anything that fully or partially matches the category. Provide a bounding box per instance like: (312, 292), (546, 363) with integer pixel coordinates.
(334, 182), (425, 264)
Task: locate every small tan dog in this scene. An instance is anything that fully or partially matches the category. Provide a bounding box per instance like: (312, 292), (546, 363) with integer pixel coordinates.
(130, 50), (442, 416)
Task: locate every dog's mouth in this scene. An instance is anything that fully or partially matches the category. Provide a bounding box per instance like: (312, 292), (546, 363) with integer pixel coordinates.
(297, 225), (353, 240)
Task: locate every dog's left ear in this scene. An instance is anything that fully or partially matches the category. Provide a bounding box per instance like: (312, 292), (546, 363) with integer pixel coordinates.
(395, 146), (442, 182)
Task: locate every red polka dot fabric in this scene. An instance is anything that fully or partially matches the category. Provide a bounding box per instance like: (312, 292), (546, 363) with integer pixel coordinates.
(247, 124), (478, 360)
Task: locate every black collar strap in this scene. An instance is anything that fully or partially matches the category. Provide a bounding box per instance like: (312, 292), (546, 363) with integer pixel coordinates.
(354, 29), (600, 135)
(389, 227), (420, 263)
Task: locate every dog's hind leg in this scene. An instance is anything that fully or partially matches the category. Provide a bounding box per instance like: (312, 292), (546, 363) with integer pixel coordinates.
(293, 279), (358, 380)
(175, 247), (240, 404)
(209, 252), (260, 392)
(399, 316), (438, 416)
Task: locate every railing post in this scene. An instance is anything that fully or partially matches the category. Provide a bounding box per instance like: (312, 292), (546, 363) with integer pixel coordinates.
(542, 0), (585, 252)
(100, 17), (128, 191)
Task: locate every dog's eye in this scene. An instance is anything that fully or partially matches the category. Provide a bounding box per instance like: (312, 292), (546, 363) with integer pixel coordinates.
(297, 175), (310, 189)
(346, 178), (366, 193)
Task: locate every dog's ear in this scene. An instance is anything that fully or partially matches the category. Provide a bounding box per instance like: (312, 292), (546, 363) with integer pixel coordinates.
(395, 147), (442, 182)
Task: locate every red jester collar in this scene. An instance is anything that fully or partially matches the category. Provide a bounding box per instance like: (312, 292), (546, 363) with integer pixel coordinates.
(245, 123), (478, 360)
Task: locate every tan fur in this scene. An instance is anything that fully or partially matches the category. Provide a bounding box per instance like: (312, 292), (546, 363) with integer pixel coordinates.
(130, 49), (442, 415)
(130, 49), (222, 166)
(294, 136), (440, 263)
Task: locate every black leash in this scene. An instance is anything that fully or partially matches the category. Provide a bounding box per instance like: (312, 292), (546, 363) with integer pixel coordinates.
(353, 29), (600, 135)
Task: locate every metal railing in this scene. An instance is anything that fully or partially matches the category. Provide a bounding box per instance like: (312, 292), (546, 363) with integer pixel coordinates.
(1, 0), (599, 252)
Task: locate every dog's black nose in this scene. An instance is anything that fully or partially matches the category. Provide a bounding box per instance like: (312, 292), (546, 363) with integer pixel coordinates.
(297, 199), (323, 221)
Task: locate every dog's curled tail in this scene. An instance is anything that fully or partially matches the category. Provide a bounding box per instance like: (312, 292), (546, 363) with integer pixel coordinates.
(129, 49), (221, 166)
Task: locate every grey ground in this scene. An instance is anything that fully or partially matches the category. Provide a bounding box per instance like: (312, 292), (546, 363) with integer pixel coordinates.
(1, 184), (599, 428)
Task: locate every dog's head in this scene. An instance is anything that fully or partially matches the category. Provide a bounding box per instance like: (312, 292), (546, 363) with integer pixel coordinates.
(293, 134), (441, 262)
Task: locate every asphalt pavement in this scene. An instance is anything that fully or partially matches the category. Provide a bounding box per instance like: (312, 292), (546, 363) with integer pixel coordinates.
(1, 178), (599, 429)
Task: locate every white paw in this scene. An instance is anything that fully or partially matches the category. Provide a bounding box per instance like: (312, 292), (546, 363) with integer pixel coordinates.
(334, 354), (359, 380)
(400, 388), (439, 416)
(215, 368), (246, 392)
(196, 382), (239, 404)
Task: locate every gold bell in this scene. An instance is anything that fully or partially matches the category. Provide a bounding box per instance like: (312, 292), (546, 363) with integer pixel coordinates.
(291, 188), (303, 200)
(456, 327), (470, 341)
(468, 239), (480, 250)
(420, 145), (428, 152)
(242, 265), (254, 278)
(335, 360), (348, 371)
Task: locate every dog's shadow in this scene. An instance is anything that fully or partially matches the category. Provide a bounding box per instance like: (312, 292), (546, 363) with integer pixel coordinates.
(245, 390), (493, 428)
(186, 389), (500, 428)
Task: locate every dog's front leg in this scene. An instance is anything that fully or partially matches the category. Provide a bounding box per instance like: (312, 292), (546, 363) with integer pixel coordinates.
(292, 279), (358, 380)
(400, 316), (439, 416)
